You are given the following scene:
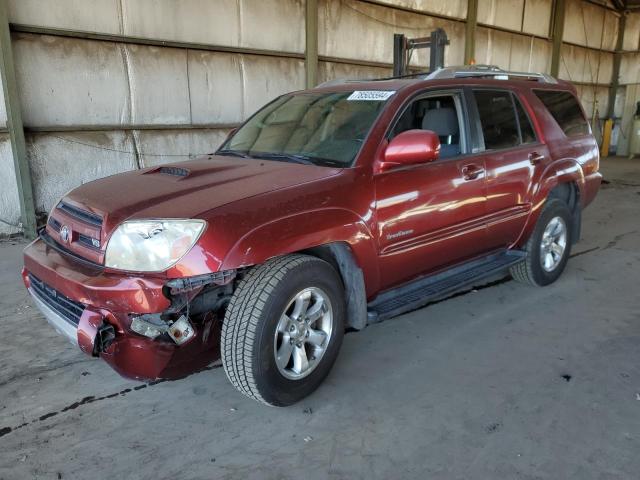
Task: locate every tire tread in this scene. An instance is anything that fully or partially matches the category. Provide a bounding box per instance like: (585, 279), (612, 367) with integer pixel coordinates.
(221, 254), (319, 406)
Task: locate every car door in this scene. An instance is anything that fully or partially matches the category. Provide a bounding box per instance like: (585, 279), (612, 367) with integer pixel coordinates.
(471, 89), (548, 249)
(374, 89), (490, 290)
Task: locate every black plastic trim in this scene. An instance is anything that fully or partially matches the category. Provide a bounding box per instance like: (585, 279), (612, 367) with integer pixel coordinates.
(368, 250), (525, 321)
(39, 229), (104, 270)
(77, 233), (101, 250)
(48, 217), (62, 232)
(28, 273), (85, 326)
(57, 202), (103, 227)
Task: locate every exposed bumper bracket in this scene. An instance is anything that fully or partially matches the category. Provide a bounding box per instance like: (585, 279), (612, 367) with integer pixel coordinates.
(94, 323), (116, 355)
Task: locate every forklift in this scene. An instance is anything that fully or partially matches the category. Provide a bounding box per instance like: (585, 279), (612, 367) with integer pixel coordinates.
(392, 28), (450, 77)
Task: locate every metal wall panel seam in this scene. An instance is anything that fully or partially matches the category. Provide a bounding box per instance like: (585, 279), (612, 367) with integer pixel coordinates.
(9, 24), (306, 60)
(356, 0), (467, 23)
(25, 124), (242, 133)
(31, 133), (223, 158)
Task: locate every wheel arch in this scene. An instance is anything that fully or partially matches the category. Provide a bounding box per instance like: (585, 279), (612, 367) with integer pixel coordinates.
(518, 158), (584, 246)
(300, 242), (368, 330)
(220, 209), (378, 330)
(548, 181), (581, 244)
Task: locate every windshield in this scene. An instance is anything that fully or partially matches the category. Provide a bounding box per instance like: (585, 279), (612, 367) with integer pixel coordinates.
(218, 91), (393, 167)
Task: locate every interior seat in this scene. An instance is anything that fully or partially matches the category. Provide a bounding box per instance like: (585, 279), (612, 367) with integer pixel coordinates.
(421, 108), (461, 159)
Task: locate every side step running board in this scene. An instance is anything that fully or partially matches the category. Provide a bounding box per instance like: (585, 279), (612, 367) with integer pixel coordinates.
(367, 250), (525, 323)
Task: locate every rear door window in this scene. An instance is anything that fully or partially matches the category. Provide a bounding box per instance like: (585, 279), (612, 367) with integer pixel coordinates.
(473, 90), (521, 150)
(534, 90), (589, 136)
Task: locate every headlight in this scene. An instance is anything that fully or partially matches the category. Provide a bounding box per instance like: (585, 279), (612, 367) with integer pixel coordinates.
(105, 219), (206, 272)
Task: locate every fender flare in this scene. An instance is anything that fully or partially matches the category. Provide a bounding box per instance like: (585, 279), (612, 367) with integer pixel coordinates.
(304, 242), (369, 330)
(533, 158), (585, 203)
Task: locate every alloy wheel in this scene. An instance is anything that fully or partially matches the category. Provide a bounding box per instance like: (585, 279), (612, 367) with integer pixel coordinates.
(273, 287), (333, 380)
(540, 216), (567, 272)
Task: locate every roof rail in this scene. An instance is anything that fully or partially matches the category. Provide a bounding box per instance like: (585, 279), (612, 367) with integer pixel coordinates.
(316, 79), (352, 88)
(314, 65), (558, 88)
(424, 65), (558, 84)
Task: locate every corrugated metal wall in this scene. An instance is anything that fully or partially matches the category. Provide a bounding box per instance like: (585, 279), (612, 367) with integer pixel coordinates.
(619, 7), (640, 155)
(1, 0), (639, 235)
(0, 39), (20, 233)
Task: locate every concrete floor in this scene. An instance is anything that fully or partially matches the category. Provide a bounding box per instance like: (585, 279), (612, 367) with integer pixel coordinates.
(1, 157), (639, 480)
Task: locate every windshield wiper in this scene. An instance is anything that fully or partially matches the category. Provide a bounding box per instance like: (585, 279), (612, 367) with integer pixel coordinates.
(216, 149), (250, 158)
(217, 149), (341, 167)
(251, 152), (315, 165)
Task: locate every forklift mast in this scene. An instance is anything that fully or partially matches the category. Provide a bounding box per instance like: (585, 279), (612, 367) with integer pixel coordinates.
(393, 29), (449, 77)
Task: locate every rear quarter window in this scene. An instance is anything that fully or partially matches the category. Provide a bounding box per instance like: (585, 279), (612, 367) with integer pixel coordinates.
(534, 90), (589, 137)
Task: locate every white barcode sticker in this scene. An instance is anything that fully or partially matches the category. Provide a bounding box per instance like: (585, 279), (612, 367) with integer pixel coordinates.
(347, 90), (395, 101)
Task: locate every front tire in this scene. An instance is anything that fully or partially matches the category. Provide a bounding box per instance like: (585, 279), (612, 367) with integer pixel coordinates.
(221, 254), (345, 406)
(510, 198), (573, 286)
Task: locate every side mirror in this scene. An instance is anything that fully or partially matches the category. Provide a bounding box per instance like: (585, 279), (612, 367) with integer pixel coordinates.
(377, 129), (440, 173)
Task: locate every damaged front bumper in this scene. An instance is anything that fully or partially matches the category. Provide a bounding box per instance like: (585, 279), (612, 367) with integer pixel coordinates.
(27, 282), (80, 346)
(22, 237), (229, 381)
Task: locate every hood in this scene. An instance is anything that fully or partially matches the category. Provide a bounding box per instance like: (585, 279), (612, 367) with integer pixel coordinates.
(65, 155), (341, 232)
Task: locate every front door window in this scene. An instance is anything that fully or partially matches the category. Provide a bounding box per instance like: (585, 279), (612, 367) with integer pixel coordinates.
(391, 94), (465, 159)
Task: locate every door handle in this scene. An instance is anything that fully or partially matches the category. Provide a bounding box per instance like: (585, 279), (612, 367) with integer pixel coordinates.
(462, 164), (485, 181)
(529, 152), (545, 165)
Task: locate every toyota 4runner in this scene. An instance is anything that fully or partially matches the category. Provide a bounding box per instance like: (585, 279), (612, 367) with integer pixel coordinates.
(22, 66), (602, 406)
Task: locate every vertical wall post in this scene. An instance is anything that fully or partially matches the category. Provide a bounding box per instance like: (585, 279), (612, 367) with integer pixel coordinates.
(550, 0), (566, 77)
(464, 0), (478, 64)
(305, 0), (318, 88)
(0, 1), (36, 238)
(393, 34), (406, 77)
(607, 12), (625, 119)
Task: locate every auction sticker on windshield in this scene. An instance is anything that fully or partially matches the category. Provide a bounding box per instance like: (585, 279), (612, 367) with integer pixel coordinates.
(347, 90), (395, 101)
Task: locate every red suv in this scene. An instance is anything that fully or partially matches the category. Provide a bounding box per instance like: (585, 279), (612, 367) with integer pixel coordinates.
(22, 66), (601, 406)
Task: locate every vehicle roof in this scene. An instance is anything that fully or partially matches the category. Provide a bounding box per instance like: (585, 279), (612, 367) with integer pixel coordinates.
(308, 76), (576, 95)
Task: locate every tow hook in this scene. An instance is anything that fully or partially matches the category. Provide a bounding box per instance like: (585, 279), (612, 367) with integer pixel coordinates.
(93, 323), (116, 356)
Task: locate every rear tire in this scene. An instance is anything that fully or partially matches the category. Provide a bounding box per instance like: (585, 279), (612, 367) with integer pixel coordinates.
(510, 198), (573, 286)
(221, 254), (345, 406)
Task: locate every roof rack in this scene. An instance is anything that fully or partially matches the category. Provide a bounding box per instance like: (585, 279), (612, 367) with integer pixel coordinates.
(423, 65), (558, 84)
(314, 65), (558, 88)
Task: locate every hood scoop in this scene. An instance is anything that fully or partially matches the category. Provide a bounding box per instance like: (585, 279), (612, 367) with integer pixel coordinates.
(148, 166), (191, 178)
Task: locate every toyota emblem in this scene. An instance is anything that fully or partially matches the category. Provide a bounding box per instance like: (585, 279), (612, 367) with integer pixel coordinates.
(60, 225), (71, 243)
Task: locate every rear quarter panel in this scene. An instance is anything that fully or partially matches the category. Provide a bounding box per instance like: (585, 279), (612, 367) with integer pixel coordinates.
(514, 86), (601, 246)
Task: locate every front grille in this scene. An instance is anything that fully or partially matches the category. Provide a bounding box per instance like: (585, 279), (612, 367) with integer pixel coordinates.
(78, 233), (101, 250)
(28, 274), (85, 326)
(49, 217), (100, 249)
(56, 202), (103, 227)
(48, 217), (61, 232)
(39, 230), (103, 269)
